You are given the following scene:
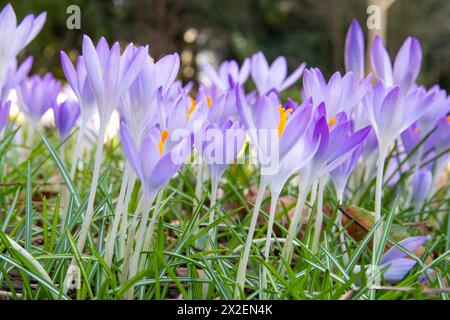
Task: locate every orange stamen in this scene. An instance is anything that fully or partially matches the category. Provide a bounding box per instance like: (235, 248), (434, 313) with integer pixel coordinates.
(158, 130), (169, 156)
(206, 96), (213, 109)
(186, 97), (196, 122)
(447, 116), (450, 123)
(278, 105), (293, 137)
(329, 116), (337, 130)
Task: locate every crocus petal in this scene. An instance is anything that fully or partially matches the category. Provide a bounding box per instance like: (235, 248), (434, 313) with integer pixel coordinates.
(381, 236), (429, 264)
(371, 36), (394, 86)
(82, 35), (105, 107)
(251, 52), (270, 94)
(393, 37), (422, 92)
(382, 258), (417, 283)
(280, 63), (306, 92)
(119, 122), (142, 179)
(61, 51), (79, 96)
(345, 19), (365, 80)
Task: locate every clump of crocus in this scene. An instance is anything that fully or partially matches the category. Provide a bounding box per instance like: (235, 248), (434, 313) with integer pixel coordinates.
(119, 121), (194, 295)
(63, 35), (148, 293)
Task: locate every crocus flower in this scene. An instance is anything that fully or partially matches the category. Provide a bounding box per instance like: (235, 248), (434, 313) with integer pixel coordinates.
(302, 68), (372, 122)
(236, 87), (311, 175)
(250, 52), (306, 95)
(0, 4), (46, 89)
(416, 85), (450, 136)
(202, 59), (250, 91)
(0, 56), (33, 103)
(18, 73), (61, 125)
(371, 35), (422, 93)
(120, 53), (180, 140)
(362, 81), (435, 156)
(52, 100), (80, 141)
(0, 100), (11, 132)
(120, 121), (194, 283)
(60, 53), (96, 122)
(81, 35), (148, 124)
(202, 119), (246, 184)
(355, 236), (432, 283)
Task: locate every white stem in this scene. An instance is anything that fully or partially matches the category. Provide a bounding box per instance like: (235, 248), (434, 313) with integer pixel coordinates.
(207, 177), (219, 250)
(261, 191), (279, 299)
(371, 149), (386, 296)
(281, 180), (310, 270)
(312, 178), (325, 253)
(118, 173), (136, 259)
(128, 191), (158, 287)
(104, 164), (131, 267)
(75, 122), (107, 252)
(63, 122), (107, 294)
(120, 195), (144, 284)
(234, 177), (268, 299)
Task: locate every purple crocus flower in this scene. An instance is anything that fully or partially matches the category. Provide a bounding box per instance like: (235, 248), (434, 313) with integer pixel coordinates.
(362, 81), (435, 155)
(81, 35), (148, 123)
(371, 35), (422, 93)
(0, 100), (11, 132)
(250, 52), (306, 95)
(18, 73), (61, 125)
(202, 119), (246, 184)
(236, 87), (313, 175)
(52, 100), (80, 141)
(0, 4), (46, 89)
(120, 53), (180, 140)
(60, 53), (96, 122)
(355, 236), (431, 283)
(416, 85), (450, 136)
(120, 122), (193, 197)
(0, 56), (33, 103)
(202, 59), (250, 91)
(302, 68), (372, 122)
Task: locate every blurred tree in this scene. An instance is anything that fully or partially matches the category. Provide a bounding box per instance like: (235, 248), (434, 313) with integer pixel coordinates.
(4, 0), (450, 90)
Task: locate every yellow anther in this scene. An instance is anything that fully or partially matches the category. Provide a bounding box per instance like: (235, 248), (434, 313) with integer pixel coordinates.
(328, 116), (337, 130)
(206, 96), (213, 109)
(158, 130), (169, 156)
(278, 105), (293, 137)
(447, 116), (450, 123)
(186, 97), (196, 122)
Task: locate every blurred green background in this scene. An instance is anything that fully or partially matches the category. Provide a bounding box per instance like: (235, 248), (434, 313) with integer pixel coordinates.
(4, 0), (450, 90)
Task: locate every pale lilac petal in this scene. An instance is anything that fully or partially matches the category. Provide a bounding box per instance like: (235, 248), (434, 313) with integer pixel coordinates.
(393, 37), (422, 92)
(371, 36), (394, 86)
(280, 62), (306, 91)
(381, 236), (429, 264)
(345, 19), (365, 80)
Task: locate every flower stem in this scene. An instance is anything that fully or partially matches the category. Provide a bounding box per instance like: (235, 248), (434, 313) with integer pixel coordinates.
(104, 164), (131, 267)
(280, 180), (310, 272)
(234, 177), (268, 299)
(128, 191), (158, 289)
(207, 177), (219, 250)
(261, 191), (279, 299)
(63, 122), (106, 293)
(312, 178), (325, 254)
(371, 149), (386, 298)
(118, 173), (136, 259)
